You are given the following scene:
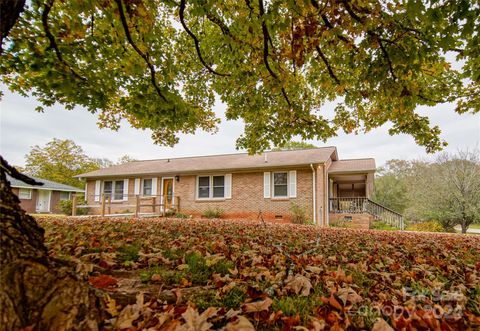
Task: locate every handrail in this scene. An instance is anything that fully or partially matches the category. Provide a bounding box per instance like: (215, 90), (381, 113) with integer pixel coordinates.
(329, 197), (404, 230)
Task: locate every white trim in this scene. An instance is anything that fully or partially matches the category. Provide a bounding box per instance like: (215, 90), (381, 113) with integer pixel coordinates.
(18, 188), (32, 199)
(94, 180), (101, 202)
(151, 177), (158, 197)
(263, 172), (271, 198)
(272, 171), (289, 198)
(310, 164), (316, 225)
(196, 174), (226, 200)
(289, 170), (297, 198)
(134, 178), (141, 195)
(224, 174), (232, 199)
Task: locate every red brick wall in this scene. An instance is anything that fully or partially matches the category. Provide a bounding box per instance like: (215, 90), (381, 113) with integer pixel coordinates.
(12, 187), (37, 213)
(85, 167), (325, 221)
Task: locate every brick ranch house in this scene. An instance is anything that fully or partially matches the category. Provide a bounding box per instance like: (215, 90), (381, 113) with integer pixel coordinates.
(77, 147), (403, 227)
(8, 174), (83, 214)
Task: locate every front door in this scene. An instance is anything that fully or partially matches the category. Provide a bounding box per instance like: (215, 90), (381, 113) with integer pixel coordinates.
(162, 178), (174, 210)
(36, 190), (51, 213)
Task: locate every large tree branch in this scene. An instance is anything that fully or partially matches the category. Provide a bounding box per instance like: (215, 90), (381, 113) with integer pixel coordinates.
(179, 0), (229, 77)
(315, 45), (340, 85)
(42, 0), (86, 81)
(114, 0), (167, 102)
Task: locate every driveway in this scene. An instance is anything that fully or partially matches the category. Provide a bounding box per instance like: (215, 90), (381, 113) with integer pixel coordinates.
(454, 226), (480, 234)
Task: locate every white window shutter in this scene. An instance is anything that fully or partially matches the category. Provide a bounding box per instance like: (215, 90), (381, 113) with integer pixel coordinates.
(152, 178), (158, 196)
(123, 179), (129, 201)
(289, 170), (297, 198)
(225, 174), (232, 199)
(94, 180), (101, 202)
(263, 172), (271, 198)
(134, 178), (140, 195)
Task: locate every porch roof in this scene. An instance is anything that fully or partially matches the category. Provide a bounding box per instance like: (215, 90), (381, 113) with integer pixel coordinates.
(328, 158), (376, 174)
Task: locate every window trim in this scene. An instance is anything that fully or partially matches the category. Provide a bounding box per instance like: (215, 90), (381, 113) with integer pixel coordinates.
(19, 188), (32, 200)
(196, 175), (226, 200)
(103, 180), (125, 201)
(272, 171), (289, 198)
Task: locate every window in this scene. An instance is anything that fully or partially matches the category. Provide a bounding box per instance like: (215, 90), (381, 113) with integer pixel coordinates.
(198, 176), (210, 198)
(19, 188), (32, 199)
(60, 192), (70, 200)
(142, 179), (153, 196)
(273, 172), (288, 197)
(114, 181), (124, 200)
(103, 180), (124, 200)
(197, 175), (226, 199)
(213, 176), (225, 198)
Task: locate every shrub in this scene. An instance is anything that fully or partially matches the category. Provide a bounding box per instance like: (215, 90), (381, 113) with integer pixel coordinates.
(371, 221), (398, 231)
(58, 198), (88, 215)
(330, 217), (353, 228)
(202, 207), (224, 219)
(290, 203), (308, 224)
(164, 208), (177, 217)
(175, 212), (189, 219)
(406, 220), (445, 232)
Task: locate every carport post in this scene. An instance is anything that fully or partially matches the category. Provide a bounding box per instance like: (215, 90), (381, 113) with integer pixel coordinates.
(101, 194), (106, 217)
(135, 195), (140, 217)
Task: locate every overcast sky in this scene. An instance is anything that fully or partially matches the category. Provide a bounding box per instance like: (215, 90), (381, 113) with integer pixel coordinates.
(1, 86), (479, 168)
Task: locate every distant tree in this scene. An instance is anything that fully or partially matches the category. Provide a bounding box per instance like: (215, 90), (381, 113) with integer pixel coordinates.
(272, 141), (317, 151)
(24, 138), (101, 188)
(372, 159), (411, 213)
(91, 157), (114, 169)
(406, 150), (480, 233)
(116, 155), (137, 164)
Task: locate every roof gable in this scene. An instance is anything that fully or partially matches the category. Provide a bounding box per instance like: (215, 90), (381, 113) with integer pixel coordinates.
(7, 174), (84, 192)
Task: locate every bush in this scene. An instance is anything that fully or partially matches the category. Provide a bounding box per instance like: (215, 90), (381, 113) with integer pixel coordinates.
(406, 220), (445, 232)
(202, 207), (224, 219)
(175, 212), (190, 219)
(58, 198), (88, 215)
(371, 221), (398, 231)
(290, 203), (308, 224)
(330, 217), (353, 228)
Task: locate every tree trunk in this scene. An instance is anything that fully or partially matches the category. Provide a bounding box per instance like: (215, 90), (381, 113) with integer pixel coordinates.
(0, 0), (26, 54)
(461, 221), (468, 234)
(0, 156), (104, 330)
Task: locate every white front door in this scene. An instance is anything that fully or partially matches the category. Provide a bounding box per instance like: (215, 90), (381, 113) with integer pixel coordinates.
(36, 190), (51, 213)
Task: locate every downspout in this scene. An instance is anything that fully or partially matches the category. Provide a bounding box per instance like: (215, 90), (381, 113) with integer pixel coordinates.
(310, 164), (316, 225)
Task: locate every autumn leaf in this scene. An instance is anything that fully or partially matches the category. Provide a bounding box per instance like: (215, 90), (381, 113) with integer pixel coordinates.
(371, 318), (394, 331)
(88, 275), (117, 289)
(285, 275), (312, 296)
(224, 316), (255, 331)
(242, 298), (273, 313)
(178, 306), (219, 331)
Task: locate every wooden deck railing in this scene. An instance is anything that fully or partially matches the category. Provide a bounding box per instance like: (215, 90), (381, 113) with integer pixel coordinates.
(329, 197), (404, 229)
(74, 194), (180, 217)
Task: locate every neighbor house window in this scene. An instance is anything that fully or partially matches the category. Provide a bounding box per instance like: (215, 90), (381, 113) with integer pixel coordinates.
(197, 175), (225, 199)
(273, 172), (288, 197)
(103, 180), (124, 200)
(19, 188), (32, 199)
(60, 192), (71, 200)
(142, 179), (153, 196)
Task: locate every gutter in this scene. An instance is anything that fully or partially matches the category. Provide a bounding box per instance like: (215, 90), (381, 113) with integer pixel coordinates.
(310, 164), (316, 225)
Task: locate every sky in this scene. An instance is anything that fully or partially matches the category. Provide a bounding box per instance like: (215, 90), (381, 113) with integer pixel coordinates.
(1, 86), (479, 168)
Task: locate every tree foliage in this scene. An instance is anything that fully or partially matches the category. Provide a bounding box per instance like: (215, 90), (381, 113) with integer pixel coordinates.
(1, 0), (479, 153)
(374, 151), (480, 233)
(24, 138), (103, 188)
(406, 150), (480, 233)
(272, 141), (317, 151)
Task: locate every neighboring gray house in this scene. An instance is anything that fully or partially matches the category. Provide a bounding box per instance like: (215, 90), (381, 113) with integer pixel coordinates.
(7, 174), (83, 213)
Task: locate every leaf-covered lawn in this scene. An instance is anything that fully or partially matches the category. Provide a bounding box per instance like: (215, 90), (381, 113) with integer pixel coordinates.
(37, 217), (480, 330)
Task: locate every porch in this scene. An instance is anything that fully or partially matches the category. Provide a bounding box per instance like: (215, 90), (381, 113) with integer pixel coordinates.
(328, 173), (404, 229)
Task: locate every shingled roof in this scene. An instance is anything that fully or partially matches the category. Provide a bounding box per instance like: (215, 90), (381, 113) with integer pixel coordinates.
(7, 174), (84, 192)
(328, 158), (376, 173)
(77, 147), (339, 178)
